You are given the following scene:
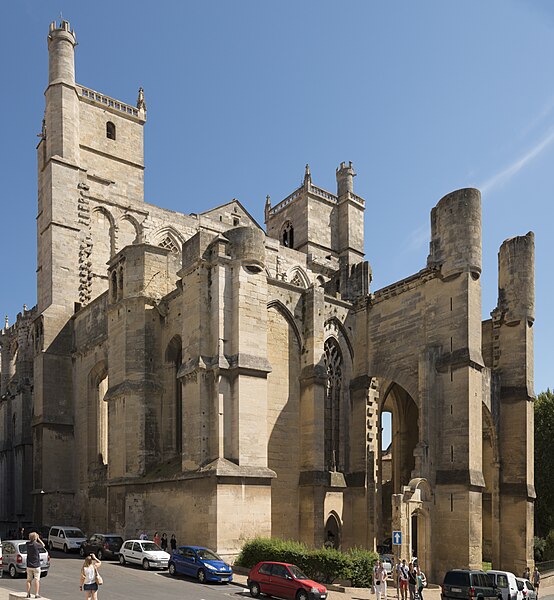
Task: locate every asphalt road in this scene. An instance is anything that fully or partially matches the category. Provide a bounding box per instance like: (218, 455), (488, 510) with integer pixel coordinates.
(0, 549), (250, 600)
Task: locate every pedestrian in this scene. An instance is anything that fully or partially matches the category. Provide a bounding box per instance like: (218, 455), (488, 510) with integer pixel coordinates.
(139, 531), (147, 540)
(170, 533), (177, 552)
(161, 533), (168, 552)
(79, 552), (102, 600)
(533, 567), (540, 598)
(153, 531), (161, 546)
(416, 566), (426, 600)
(522, 567), (530, 580)
(398, 559), (409, 600)
(374, 560), (388, 600)
(26, 531), (45, 599)
(407, 562), (417, 600)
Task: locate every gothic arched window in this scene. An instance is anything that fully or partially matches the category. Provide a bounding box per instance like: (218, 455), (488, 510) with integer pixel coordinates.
(106, 121), (116, 140)
(324, 338), (342, 471)
(282, 221), (294, 248)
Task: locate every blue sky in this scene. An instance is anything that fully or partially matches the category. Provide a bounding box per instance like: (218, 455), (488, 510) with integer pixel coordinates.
(0, 1), (552, 396)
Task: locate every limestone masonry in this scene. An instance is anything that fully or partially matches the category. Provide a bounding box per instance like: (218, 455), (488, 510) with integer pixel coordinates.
(0, 20), (535, 580)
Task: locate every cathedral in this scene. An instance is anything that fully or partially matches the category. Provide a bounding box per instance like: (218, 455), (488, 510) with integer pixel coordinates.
(0, 20), (535, 580)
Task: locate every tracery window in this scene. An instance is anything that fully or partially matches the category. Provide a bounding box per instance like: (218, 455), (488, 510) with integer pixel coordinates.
(159, 235), (180, 255)
(282, 221), (294, 248)
(324, 338), (342, 471)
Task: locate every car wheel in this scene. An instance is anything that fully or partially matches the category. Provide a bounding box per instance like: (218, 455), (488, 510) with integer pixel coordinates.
(250, 582), (261, 597)
(169, 562), (176, 576)
(9, 564), (17, 578)
(197, 568), (206, 583)
(97, 549), (103, 560)
(296, 590), (309, 600)
(63, 544), (68, 553)
(143, 559), (150, 571)
(79, 546), (85, 557)
(119, 554), (126, 566)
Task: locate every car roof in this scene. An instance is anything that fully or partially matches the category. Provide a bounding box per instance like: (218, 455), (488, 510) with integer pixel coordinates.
(258, 561), (295, 567)
(179, 545), (212, 551)
(488, 570), (515, 576)
(3, 539), (33, 544)
(91, 533), (122, 536)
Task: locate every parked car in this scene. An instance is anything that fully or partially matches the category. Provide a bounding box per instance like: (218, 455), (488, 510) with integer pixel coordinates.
(488, 570), (520, 600)
(1, 539), (50, 579)
(247, 561), (327, 600)
(119, 539), (170, 570)
(380, 555), (393, 574)
(516, 578), (536, 600)
(168, 545), (233, 583)
(80, 533), (123, 560)
(442, 569), (499, 600)
(48, 526), (87, 553)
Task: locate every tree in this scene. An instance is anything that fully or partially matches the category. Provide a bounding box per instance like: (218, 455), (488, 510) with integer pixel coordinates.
(535, 389), (554, 537)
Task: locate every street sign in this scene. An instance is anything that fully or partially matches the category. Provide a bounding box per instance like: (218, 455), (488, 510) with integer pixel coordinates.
(392, 530), (402, 545)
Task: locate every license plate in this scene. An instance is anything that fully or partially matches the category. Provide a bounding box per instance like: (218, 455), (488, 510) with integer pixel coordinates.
(452, 588), (462, 593)
(221, 577), (230, 581)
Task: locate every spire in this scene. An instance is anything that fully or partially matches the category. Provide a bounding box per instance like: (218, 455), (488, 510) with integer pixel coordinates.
(264, 195), (271, 222)
(304, 163), (312, 187)
(137, 87), (147, 112)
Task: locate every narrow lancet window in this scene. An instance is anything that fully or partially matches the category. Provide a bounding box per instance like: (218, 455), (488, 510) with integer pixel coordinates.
(106, 121), (116, 140)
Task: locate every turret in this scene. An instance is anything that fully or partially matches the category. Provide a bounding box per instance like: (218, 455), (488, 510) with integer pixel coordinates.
(45, 20), (79, 163)
(427, 188), (482, 279)
(497, 232), (535, 325)
(48, 20), (77, 86)
(336, 161), (355, 197)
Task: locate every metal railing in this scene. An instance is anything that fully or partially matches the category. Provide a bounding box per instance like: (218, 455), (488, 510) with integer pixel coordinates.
(537, 559), (554, 574)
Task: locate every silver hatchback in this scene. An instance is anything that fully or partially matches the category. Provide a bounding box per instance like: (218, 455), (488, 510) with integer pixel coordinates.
(1, 539), (50, 578)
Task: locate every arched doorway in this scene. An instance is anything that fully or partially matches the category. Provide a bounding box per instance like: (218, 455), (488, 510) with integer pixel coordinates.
(325, 513), (341, 549)
(377, 381), (419, 549)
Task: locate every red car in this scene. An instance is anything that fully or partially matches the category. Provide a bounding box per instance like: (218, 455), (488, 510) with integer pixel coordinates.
(247, 561), (328, 600)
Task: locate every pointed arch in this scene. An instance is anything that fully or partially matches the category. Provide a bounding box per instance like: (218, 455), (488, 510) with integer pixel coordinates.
(151, 226), (185, 255)
(324, 316), (354, 360)
(287, 265), (311, 289)
(267, 299), (303, 350)
(120, 213), (142, 243)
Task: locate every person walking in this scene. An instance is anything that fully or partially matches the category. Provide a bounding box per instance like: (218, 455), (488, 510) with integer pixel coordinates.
(522, 567), (530, 580)
(533, 567), (540, 598)
(79, 553), (102, 600)
(170, 534), (177, 552)
(161, 533), (168, 552)
(398, 560), (409, 600)
(416, 566), (426, 600)
(153, 531), (161, 546)
(407, 562), (417, 600)
(374, 560), (388, 600)
(26, 531), (45, 599)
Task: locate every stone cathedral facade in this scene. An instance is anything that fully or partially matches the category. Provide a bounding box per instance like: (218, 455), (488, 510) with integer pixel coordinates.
(0, 21), (535, 579)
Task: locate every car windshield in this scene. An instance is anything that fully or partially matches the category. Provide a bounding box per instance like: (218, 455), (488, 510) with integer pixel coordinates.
(288, 565), (309, 580)
(141, 542), (162, 552)
(66, 530), (85, 538)
(105, 537), (123, 544)
(196, 549), (221, 561)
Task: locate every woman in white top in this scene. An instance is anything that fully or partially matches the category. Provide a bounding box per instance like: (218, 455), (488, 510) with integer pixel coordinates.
(374, 560), (388, 600)
(79, 553), (102, 599)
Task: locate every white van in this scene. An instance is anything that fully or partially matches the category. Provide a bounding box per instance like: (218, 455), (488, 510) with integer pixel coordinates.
(487, 570), (520, 600)
(48, 526), (86, 553)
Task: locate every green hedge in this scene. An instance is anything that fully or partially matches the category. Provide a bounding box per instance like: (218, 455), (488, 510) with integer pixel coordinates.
(235, 537), (377, 586)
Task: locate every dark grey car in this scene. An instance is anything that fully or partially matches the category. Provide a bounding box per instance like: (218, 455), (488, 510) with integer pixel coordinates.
(442, 570), (500, 600)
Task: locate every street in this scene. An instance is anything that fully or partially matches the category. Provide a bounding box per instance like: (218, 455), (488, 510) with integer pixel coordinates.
(0, 549), (250, 599)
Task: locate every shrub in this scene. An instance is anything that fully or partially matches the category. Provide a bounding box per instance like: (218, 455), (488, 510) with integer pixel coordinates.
(235, 537), (378, 586)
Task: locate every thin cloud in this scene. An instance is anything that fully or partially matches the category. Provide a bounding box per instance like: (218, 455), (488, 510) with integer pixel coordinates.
(480, 128), (554, 194)
(402, 224), (429, 254)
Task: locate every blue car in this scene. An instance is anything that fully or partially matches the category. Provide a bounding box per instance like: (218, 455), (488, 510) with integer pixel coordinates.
(168, 546), (233, 583)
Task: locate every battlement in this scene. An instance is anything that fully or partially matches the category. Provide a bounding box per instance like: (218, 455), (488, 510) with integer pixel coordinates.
(49, 19), (75, 36)
(78, 85), (145, 122)
(268, 185), (364, 218)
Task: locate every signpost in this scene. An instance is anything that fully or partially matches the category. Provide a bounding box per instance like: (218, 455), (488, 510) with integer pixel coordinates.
(392, 531), (402, 599)
(393, 530), (402, 545)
